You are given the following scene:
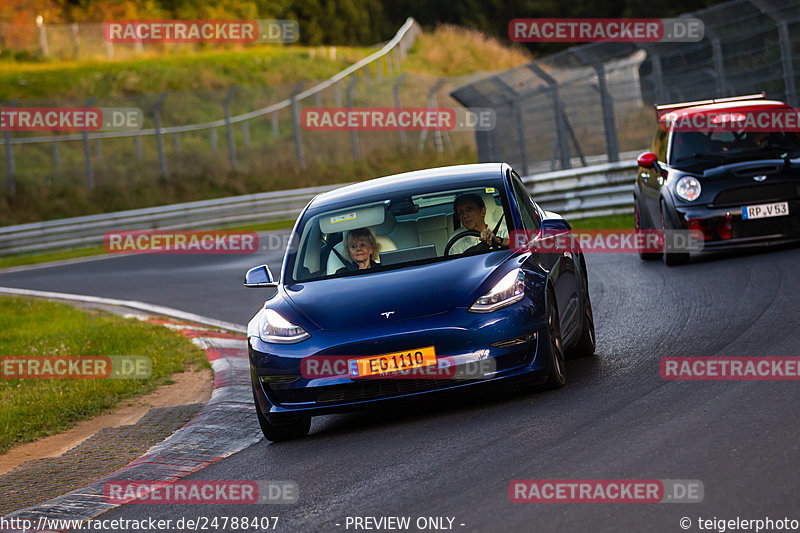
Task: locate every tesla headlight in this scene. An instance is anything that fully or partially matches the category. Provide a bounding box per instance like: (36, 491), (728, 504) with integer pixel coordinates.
(259, 308), (310, 344)
(469, 269), (525, 313)
(676, 176), (702, 201)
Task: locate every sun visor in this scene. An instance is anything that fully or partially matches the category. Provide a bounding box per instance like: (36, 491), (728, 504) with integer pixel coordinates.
(319, 205), (385, 234)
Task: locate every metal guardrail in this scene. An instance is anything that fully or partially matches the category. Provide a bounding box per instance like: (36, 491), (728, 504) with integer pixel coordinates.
(0, 159), (640, 255)
(523, 157), (638, 219)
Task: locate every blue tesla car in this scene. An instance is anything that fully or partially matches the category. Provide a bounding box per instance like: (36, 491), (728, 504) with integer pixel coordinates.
(244, 163), (595, 441)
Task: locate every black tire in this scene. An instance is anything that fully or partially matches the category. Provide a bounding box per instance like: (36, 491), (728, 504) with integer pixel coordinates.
(253, 387), (310, 442)
(567, 264), (596, 358)
(660, 200), (690, 266)
(635, 201), (660, 261)
(542, 292), (567, 389)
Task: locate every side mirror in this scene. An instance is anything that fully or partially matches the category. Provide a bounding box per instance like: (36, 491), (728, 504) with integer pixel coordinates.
(637, 152), (658, 169)
(244, 265), (278, 288)
(541, 218), (571, 234)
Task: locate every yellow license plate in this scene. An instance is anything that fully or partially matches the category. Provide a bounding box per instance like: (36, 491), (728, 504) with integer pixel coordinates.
(348, 346), (437, 379)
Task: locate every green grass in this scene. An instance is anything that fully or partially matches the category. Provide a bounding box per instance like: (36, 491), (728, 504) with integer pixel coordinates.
(0, 46), (370, 101)
(0, 296), (210, 454)
(570, 213), (634, 230)
(0, 246), (108, 270)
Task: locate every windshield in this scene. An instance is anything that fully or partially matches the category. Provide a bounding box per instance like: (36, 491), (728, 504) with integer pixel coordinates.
(287, 185), (511, 283)
(670, 130), (800, 169)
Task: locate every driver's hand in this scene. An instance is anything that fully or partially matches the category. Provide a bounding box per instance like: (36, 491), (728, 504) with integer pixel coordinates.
(481, 228), (496, 245)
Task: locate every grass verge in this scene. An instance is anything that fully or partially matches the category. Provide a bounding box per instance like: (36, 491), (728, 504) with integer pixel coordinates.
(0, 296), (210, 454)
(569, 212), (633, 230)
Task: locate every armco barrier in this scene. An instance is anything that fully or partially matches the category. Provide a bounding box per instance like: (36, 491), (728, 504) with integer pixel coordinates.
(0, 159), (639, 255)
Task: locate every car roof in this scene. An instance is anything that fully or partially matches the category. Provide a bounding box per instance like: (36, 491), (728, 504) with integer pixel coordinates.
(308, 163), (510, 211)
(662, 99), (789, 119)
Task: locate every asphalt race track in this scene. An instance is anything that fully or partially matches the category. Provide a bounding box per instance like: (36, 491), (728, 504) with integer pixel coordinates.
(2, 240), (799, 532)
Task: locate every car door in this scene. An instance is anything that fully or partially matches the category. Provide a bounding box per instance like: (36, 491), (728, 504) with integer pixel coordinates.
(639, 128), (668, 227)
(510, 172), (580, 342)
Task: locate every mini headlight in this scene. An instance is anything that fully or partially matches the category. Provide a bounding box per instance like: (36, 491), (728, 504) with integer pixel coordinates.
(676, 176), (702, 201)
(259, 309), (310, 344)
(469, 269), (525, 313)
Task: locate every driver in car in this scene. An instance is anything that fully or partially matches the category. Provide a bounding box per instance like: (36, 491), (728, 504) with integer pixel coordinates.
(450, 194), (509, 255)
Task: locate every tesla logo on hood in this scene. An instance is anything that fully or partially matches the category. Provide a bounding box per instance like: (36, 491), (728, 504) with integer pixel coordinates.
(753, 175), (767, 182)
(380, 311), (395, 319)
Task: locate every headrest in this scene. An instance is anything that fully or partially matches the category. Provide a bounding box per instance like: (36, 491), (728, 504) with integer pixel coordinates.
(417, 214), (447, 232)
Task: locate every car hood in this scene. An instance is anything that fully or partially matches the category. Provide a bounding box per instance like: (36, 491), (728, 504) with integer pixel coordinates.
(283, 252), (514, 331)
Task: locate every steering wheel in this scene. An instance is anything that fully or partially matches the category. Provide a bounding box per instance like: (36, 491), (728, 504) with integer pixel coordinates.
(444, 230), (498, 256)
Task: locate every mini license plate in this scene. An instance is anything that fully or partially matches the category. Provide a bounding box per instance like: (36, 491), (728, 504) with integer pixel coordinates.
(741, 201), (789, 220)
(348, 346), (437, 379)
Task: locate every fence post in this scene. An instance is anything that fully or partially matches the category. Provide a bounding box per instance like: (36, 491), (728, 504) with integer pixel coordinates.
(492, 78), (529, 173)
(271, 112), (279, 137)
(528, 63), (571, 170)
(70, 23), (80, 59)
(242, 122), (250, 148)
(418, 79), (446, 153)
(393, 74), (408, 148)
(95, 138), (103, 163)
(82, 98), (95, 189)
(704, 28), (729, 96)
(223, 87), (238, 171)
(576, 51), (620, 164)
(3, 135), (14, 197)
(52, 141), (60, 174)
(290, 82), (306, 168)
(36, 18), (49, 57)
(152, 92), (168, 179)
(135, 136), (143, 161)
(750, 0), (798, 107)
(210, 129), (218, 152)
(641, 45), (668, 104)
(346, 76), (360, 162)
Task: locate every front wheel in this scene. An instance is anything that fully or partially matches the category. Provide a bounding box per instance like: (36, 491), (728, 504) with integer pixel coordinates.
(253, 388), (310, 442)
(635, 202), (660, 261)
(543, 294), (567, 389)
(567, 276), (595, 358)
(661, 200), (689, 266)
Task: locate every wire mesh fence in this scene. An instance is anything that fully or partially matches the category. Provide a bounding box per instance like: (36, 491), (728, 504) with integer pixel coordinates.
(450, 0), (800, 174)
(0, 19), (498, 197)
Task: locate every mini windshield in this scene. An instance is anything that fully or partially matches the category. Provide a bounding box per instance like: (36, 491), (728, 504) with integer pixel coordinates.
(671, 130), (800, 169)
(287, 185), (511, 283)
